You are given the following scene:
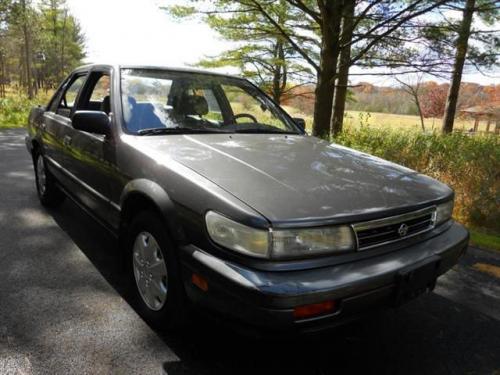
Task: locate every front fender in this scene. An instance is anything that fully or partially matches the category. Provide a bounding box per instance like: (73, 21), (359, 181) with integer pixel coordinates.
(120, 178), (186, 244)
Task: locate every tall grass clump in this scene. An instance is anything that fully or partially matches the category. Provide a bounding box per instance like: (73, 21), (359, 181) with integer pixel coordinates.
(335, 126), (500, 232)
(0, 89), (52, 129)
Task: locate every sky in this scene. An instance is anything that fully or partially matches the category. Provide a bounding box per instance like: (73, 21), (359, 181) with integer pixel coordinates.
(66, 0), (499, 86)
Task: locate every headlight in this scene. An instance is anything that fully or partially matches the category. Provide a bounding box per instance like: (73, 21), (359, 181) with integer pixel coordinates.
(205, 211), (355, 259)
(271, 226), (354, 259)
(435, 200), (454, 225)
(205, 211), (269, 258)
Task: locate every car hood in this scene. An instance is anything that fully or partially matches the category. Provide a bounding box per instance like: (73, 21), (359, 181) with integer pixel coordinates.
(130, 134), (452, 225)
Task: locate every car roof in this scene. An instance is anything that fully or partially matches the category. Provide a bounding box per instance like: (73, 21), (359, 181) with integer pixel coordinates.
(72, 63), (243, 80)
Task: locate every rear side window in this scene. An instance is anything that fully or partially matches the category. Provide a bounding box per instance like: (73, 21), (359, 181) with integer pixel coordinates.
(90, 75), (110, 102)
(79, 73), (111, 114)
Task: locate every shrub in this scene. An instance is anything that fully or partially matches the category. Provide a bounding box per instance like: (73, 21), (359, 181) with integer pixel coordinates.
(335, 126), (500, 232)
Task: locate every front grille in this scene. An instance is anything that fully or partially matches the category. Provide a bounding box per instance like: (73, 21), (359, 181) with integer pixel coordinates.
(352, 206), (436, 250)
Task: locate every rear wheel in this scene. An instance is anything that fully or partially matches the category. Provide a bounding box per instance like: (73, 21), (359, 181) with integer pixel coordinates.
(34, 153), (64, 207)
(125, 211), (186, 330)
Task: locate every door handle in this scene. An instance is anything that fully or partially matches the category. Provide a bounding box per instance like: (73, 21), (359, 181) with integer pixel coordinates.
(63, 135), (72, 146)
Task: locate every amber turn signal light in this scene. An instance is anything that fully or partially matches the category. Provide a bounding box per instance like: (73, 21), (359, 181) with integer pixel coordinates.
(293, 300), (336, 319)
(192, 273), (209, 292)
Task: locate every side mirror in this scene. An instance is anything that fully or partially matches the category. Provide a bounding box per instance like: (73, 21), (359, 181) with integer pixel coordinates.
(72, 110), (110, 135)
(293, 117), (306, 131)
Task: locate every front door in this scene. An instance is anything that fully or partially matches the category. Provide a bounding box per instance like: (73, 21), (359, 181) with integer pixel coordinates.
(64, 69), (119, 228)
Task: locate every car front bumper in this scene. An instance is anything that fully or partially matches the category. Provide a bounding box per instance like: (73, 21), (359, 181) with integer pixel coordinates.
(179, 221), (468, 334)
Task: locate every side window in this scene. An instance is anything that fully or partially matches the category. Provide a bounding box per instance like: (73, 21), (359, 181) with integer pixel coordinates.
(90, 75), (110, 102)
(56, 75), (86, 118)
(82, 74), (111, 113)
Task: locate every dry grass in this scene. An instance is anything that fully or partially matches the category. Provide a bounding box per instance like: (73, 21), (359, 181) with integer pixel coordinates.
(472, 263), (500, 278)
(281, 106), (495, 133)
(335, 127), (500, 233)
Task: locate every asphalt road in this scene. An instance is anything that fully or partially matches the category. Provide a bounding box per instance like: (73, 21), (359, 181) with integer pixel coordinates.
(1, 128), (499, 375)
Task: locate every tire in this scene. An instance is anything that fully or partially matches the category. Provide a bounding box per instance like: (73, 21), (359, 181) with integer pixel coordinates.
(125, 210), (186, 331)
(33, 152), (65, 207)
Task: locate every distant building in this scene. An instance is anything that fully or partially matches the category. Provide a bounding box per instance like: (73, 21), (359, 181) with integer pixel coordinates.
(459, 102), (500, 134)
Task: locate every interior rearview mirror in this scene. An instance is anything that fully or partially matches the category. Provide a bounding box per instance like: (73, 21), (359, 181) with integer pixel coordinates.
(72, 111), (110, 135)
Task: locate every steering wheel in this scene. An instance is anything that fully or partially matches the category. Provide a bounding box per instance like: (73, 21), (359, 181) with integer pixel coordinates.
(233, 113), (258, 123)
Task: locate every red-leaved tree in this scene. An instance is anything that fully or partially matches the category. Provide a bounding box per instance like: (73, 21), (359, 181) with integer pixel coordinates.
(420, 83), (449, 118)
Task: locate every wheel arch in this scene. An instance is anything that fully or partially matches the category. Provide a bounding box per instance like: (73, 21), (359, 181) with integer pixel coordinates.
(119, 179), (186, 246)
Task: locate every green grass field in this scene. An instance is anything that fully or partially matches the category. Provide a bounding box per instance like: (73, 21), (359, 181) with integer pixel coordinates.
(470, 229), (500, 252)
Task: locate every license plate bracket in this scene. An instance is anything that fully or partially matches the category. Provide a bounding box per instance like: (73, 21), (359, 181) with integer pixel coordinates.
(394, 255), (441, 306)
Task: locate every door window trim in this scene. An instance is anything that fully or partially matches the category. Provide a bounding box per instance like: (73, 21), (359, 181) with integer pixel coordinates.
(49, 72), (89, 117)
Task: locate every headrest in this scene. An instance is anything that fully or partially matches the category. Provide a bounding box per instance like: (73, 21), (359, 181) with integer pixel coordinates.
(100, 95), (111, 114)
(176, 95), (209, 116)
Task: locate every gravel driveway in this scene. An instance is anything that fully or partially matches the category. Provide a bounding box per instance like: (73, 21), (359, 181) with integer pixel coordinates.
(1, 128), (499, 375)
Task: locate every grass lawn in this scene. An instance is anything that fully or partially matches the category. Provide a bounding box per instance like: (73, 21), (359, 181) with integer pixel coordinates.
(470, 229), (500, 252)
(345, 110), (493, 132)
(281, 106), (494, 133)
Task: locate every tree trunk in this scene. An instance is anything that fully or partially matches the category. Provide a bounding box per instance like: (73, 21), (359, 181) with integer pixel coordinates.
(51, 0), (58, 83)
(441, 0), (475, 134)
(0, 51), (5, 98)
(279, 42), (287, 101)
(21, 0), (34, 99)
(59, 9), (68, 81)
(312, 1), (343, 139)
(19, 46), (25, 88)
(272, 40), (284, 103)
(415, 95), (425, 132)
(331, 0), (355, 137)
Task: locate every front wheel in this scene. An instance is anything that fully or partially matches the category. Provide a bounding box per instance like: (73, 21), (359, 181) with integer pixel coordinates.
(34, 153), (64, 207)
(133, 231), (169, 311)
(125, 211), (186, 330)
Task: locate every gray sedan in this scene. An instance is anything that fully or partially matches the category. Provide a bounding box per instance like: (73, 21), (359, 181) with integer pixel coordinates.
(26, 64), (469, 333)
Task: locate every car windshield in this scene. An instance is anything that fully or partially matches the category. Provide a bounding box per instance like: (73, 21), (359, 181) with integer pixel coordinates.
(120, 68), (302, 135)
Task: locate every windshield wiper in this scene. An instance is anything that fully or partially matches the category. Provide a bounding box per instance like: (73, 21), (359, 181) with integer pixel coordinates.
(137, 127), (229, 136)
